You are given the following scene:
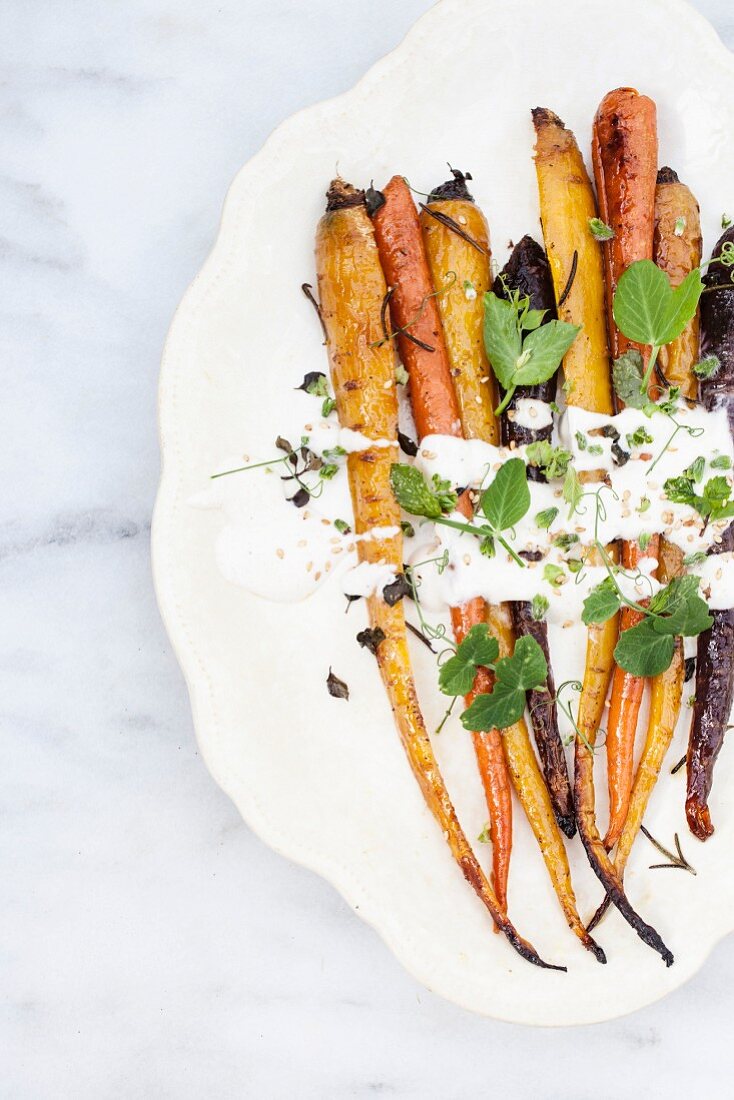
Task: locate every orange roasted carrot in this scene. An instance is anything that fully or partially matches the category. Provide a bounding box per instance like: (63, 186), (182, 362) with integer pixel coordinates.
(603, 535), (659, 850)
(374, 176), (605, 963)
(372, 175), (512, 911)
(315, 179), (560, 968)
(592, 88), (659, 852)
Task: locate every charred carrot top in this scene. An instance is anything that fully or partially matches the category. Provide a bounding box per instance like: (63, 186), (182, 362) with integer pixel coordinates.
(373, 174), (512, 913)
(315, 178), (559, 969)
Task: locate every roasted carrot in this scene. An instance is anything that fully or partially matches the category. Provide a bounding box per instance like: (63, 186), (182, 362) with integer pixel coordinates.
(532, 108), (613, 414)
(592, 88), (658, 363)
(379, 173), (603, 961)
(592, 88), (659, 853)
(495, 236), (576, 838)
(654, 168), (702, 400)
(374, 174), (512, 913)
(315, 178), (559, 968)
(588, 542), (685, 930)
(534, 106), (672, 963)
(603, 535), (660, 851)
(686, 225), (734, 840)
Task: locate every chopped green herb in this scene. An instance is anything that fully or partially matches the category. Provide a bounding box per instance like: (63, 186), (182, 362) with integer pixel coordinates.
(525, 441), (573, 480)
(321, 396), (337, 417)
(535, 506), (559, 530)
(588, 217), (614, 241)
(711, 455), (732, 469)
(674, 216), (686, 237)
(543, 563), (565, 587)
(400, 519), (415, 538)
(334, 518), (351, 535)
(568, 558), (583, 574)
(639, 531), (652, 552)
(683, 551), (707, 567)
(684, 456), (706, 483)
(612, 349), (648, 410)
(723, 214), (732, 230)
(626, 425), (654, 449)
(395, 363), (409, 386)
(636, 496), (651, 514)
(563, 466), (583, 517)
(477, 823), (492, 844)
(588, 443), (603, 456)
(553, 532), (579, 551)
(531, 594), (549, 621)
(575, 431), (588, 451)
(693, 355), (721, 380)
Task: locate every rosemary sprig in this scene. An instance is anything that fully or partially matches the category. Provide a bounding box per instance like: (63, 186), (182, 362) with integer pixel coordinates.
(641, 825), (696, 875)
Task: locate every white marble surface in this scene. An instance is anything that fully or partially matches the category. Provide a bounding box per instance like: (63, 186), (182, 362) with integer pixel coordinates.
(5, 0), (734, 1095)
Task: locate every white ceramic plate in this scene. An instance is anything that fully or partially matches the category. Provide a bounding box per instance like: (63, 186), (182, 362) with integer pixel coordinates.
(153, 0), (734, 1024)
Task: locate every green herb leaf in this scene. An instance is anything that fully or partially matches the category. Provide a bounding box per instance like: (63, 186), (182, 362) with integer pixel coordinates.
(553, 532), (579, 551)
(626, 425), (654, 449)
(334, 518), (351, 535)
(588, 443), (603, 456)
(513, 321), (581, 386)
(683, 550), (707, 566)
(614, 619), (675, 677)
(321, 396), (337, 417)
(495, 634), (548, 691)
(613, 261), (704, 350)
(461, 680), (527, 731)
(711, 455), (732, 469)
(438, 624), (500, 697)
(543, 563), (565, 587)
(535, 506), (559, 530)
(612, 349), (648, 409)
(390, 465), (454, 518)
(480, 458), (530, 531)
(588, 217), (614, 241)
(639, 531), (652, 552)
(636, 496), (651, 514)
(525, 441), (573, 480)
(685, 456), (706, 483)
(563, 466), (583, 517)
(582, 577), (621, 624)
(674, 216), (686, 237)
(395, 363), (409, 386)
(531, 594), (549, 621)
(521, 308), (547, 331)
(483, 292), (523, 392)
(575, 431), (588, 451)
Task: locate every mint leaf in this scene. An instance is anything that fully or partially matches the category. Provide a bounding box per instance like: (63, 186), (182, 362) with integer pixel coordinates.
(588, 217), (614, 241)
(612, 349), (648, 409)
(626, 425), (654, 449)
(461, 681), (526, 732)
(513, 321), (581, 386)
(582, 577), (621, 624)
(711, 455), (732, 469)
(439, 625), (500, 697)
(390, 464), (455, 518)
(480, 458), (530, 531)
(614, 619), (675, 676)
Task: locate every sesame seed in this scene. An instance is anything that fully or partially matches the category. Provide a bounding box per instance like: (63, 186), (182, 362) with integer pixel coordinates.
(314, 571), (321, 581)
(306, 561), (313, 571)
(276, 549), (285, 559)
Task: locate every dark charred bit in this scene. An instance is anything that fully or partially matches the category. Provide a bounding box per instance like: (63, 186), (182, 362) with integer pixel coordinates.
(611, 440), (630, 467)
(657, 166), (680, 185)
(519, 549), (544, 562)
(326, 667), (349, 700)
(405, 620), (435, 652)
(671, 753), (687, 775)
(344, 593), (362, 612)
(296, 370), (327, 393)
(532, 106), (566, 130)
(365, 182), (386, 217)
(289, 487), (310, 509)
(494, 236), (558, 319)
(356, 626), (386, 655)
(418, 203), (486, 254)
(684, 657), (696, 683)
(326, 178), (365, 212)
(428, 167), (474, 203)
(557, 814), (577, 841)
(557, 249), (578, 309)
(382, 572), (412, 607)
(301, 285), (328, 344)
(398, 430), (418, 457)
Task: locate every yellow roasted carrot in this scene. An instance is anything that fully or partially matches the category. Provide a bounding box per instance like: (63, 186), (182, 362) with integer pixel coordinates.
(532, 108), (612, 414)
(415, 170), (603, 961)
(316, 178), (559, 969)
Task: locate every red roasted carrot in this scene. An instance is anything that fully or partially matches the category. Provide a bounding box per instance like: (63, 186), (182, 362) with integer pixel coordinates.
(592, 88), (659, 852)
(372, 175), (512, 911)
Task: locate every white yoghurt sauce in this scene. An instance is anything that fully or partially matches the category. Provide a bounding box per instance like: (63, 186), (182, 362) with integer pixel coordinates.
(197, 402), (733, 674)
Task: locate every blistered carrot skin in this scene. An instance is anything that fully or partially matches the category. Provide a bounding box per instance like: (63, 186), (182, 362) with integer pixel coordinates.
(532, 108), (613, 414)
(372, 174), (515, 912)
(315, 179), (560, 969)
(654, 168), (702, 399)
(487, 605), (605, 964)
(603, 536), (660, 851)
(420, 171), (500, 442)
(385, 172), (599, 959)
(588, 544), (685, 931)
(592, 87), (658, 363)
